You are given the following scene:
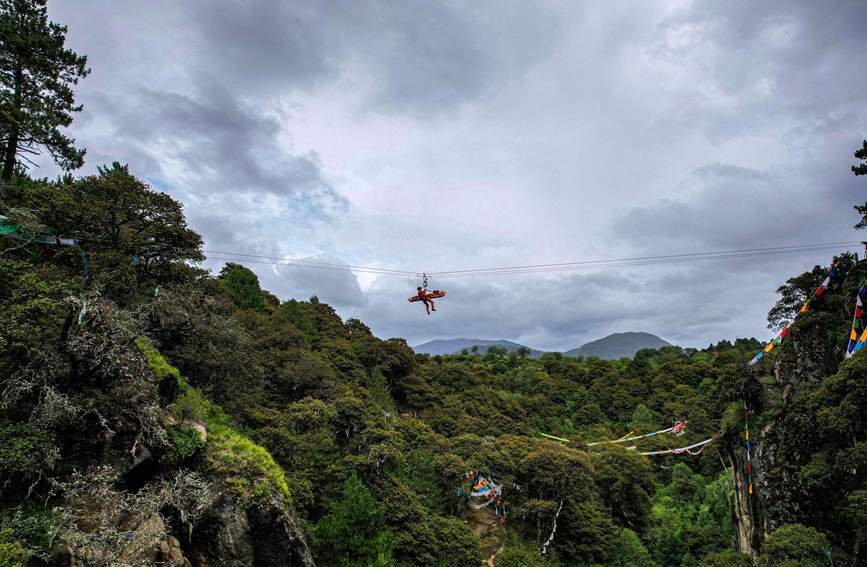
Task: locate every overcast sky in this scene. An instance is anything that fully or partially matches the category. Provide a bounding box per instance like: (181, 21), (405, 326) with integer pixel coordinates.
(45, 0), (867, 350)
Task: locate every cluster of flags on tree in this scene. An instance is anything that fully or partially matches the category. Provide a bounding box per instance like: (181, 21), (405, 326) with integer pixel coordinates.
(744, 402), (754, 495)
(460, 470), (514, 525)
(748, 262), (839, 366)
(846, 278), (867, 358)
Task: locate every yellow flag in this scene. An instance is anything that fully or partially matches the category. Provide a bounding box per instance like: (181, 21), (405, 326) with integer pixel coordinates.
(764, 343), (775, 353)
(800, 302), (809, 314)
(852, 329), (859, 340)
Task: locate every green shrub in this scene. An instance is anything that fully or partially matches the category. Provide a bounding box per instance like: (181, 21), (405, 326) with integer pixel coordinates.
(0, 529), (27, 567)
(759, 524), (829, 567)
(0, 422), (59, 483)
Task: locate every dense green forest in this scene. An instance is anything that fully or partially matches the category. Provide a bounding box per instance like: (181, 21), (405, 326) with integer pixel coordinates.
(2, 1), (867, 566)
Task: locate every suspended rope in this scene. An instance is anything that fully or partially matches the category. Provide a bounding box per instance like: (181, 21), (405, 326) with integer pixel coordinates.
(846, 278), (867, 358)
(748, 261), (840, 366)
(637, 437), (713, 457)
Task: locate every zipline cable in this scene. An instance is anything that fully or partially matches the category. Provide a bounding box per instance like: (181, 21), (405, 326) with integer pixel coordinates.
(433, 245), (863, 278)
(428, 241), (862, 277)
(205, 255), (417, 278)
(202, 240), (861, 279)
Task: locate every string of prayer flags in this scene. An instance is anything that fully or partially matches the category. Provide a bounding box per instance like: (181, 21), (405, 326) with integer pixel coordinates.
(749, 261), (839, 366)
(637, 437), (713, 456)
(744, 402), (753, 495)
(846, 279), (867, 358)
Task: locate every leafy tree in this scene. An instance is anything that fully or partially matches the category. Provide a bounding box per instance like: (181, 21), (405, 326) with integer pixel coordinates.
(758, 524), (829, 567)
(495, 542), (549, 567)
(766, 265), (828, 331)
(0, 0), (89, 179)
(314, 473), (395, 567)
(219, 262), (264, 311)
(699, 549), (752, 567)
(853, 140), (867, 176)
(611, 528), (655, 567)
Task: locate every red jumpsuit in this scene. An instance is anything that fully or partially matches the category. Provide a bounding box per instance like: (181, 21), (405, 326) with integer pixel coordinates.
(417, 288), (436, 314)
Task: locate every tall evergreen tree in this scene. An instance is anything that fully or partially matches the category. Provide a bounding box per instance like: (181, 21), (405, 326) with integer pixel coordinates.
(0, 0), (89, 180)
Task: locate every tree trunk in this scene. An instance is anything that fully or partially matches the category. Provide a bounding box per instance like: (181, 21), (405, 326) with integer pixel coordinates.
(2, 64), (23, 181)
(2, 128), (18, 181)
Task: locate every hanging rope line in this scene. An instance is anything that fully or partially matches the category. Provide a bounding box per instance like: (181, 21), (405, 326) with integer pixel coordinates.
(540, 499), (564, 555)
(637, 438), (714, 457)
(538, 421), (690, 451)
(747, 260), (839, 366)
(846, 278), (867, 358)
(744, 402), (754, 495)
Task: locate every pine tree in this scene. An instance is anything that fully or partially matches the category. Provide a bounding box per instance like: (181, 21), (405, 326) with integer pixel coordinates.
(314, 474), (395, 567)
(0, 0), (89, 180)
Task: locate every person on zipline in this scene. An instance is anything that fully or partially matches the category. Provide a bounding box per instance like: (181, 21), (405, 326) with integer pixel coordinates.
(417, 286), (436, 314)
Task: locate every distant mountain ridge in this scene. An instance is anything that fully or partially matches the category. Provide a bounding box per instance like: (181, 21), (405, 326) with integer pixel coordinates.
(566, 332), (672, 359)
(413, 332), (672, 359)
(412, 338), (544, 357)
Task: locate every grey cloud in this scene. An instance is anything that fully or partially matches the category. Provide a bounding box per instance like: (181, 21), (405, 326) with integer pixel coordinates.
(650, 0), (867, 139)
(344, 265), (769, 352)
(269, 260), (368, 308)
(83, 82), (349, 221)
(614, 161), (862, 252)
(189, 1), (338, 91)
(185, 0), (559, 115)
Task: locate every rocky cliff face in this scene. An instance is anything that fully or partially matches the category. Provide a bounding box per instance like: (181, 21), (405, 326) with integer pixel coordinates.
(729, 261), (866, 559)
(30, 314), (316, 567)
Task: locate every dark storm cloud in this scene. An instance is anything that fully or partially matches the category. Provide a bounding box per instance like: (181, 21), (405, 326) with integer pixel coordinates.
(189, 1), (339, 91)
(186, 0), (558, 115)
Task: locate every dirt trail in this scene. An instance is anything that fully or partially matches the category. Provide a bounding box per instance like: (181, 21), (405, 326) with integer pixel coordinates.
(467, 501), (506, 567)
